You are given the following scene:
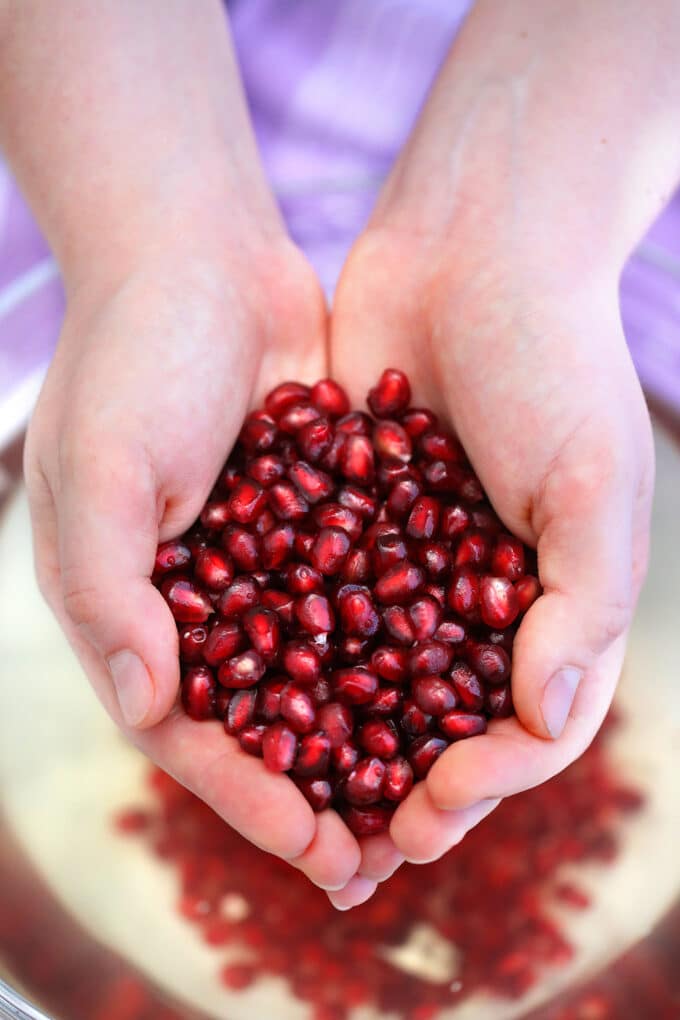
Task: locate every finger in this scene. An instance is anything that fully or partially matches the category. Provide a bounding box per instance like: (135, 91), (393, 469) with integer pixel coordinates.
(327, 876), (378, 912)
(357, 833), (405, 883)
(428, 635), (626, 810)
(389, 783), (500, 864)
(288, 810), (361, 891)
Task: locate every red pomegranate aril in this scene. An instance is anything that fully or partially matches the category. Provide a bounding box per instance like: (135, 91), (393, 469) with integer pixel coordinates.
(401, 407), (438, 438)
(466, 642), (511, 685)
(338, 587), (380, 637)
(345, 757), (386, 805)
(310, 378), (350, 419)
(336, 410), (373, 436)
(243, 607), (281, 662)
(422, 459), (462, 493)
(479, 576), (520, 629)
(370, 644), (409, 683)
(253, 508), (276, 536)
(295, 592), (335, 635)
(515, 574), (542, 612)
(439, 711), (487, 740)
(337, 485), (377, 519)
(262, 722), (298, 772)
(295, 776), (333, 811)
(435, 619), (467, 645)
(342, 804), (393, 836)
(457, 470), (485, 504)
(265, 380), (310, 418)
(406, 496), (440, 540)
(317, 430), (345, 473)
(375, 561), (425, 605)
(260, 589), (296, 625)
(283, 641), (322, 685)
(440, 503), (471, 539)
(184, 527), (210, 558)
(224, 688), (257, 734)
(288, 461), (335, 504)
(449, 661), (485, 710)
(376, 456), (416, 489)
(382, 605), (417, 645)
(179, 624), (208, 663)
(239, 413), (277, 454)
(280, 684), (317, 734)
(412, 675), (458, 717)
(486, 683), (514, 718)
(268, 482), (310, 521)
(247, 453), (286, 487)
(338, 635), (371, 664)
(200, 500), (231, 531)
(313, 503), (362, 541)
(331, 740), (361, 775)
(373, 420), (412, 462)
(162, 578), (214, 623)
(154, 540), (192, 577)
(317, 702), (353, 748)
(340, 433), (375, 485)
(218, 649), (265, 689)
(408, 640), (453, 676)
(408, 734), (448, 778)
(386, 476), (422, 518)
(311, 527), (351, 575)
(256, 677), (286, 722)
(401, 698), (433, 737)
(239, 723), (267, 757)
(341, 547), (372, 584)
(419, 429), (462, 462)
(181, 667), (216, 720)
(215, 687), (232, 719)
(278, 401), (322, 434)
(203, 620), (245, 666)
(373, 532), (408, 574)
(222, 527), (261, 572)
(194, 548), (234, 592)
(370, 685), (404, 716)
(357, 718), (400, 758)
(417, 541), (452, 580)
(384, 756), (414, 802)
(218, 577), (260, 618)
(408, 595), (442, 641)
(294, 731), (331, 777)
(227, 479), (267, 524)
(334, 667), (379, 705)
(284, 563), (324, 595)
(492, 534), (526, 580)
(367, 368), (411, 417)
(455, 530), (491, 568)
(448, 566), (480, 618)
(261, 523), (295, 570)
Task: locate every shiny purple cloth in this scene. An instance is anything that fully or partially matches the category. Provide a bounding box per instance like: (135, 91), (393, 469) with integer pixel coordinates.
(1, 0), (679, 448)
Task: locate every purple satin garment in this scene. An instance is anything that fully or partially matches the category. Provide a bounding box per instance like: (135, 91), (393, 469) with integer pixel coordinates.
(1, 0), (679, 449)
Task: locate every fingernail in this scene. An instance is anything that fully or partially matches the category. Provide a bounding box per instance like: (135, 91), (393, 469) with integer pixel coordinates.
(108, 650), (153, 727)
(541, 667), (581, 738)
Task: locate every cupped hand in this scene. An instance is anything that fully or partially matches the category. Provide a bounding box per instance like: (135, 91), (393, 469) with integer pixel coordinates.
(24, 234), (371, 894)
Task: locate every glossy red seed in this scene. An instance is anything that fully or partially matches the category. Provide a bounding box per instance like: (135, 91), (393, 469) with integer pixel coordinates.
(423, 459), (462, 493)
(339, 433), (375, 485)
(345, 757), (386, 805)
(284, 563), (324, 595)
(295, 777), (333, 812)
(434, 619), (467, 645)
(247, 453), (286, 487)
(311, 378), (350, 418)
(386, 476), (422, 518)
(317, 702), (353, 748)
(162, 578), (214, 623)
(224, 688), (257, 734)
(408, 641), (453, 676)
(492, 534), (526, 580)
(416, 542), (452, 581)
(449, 661), (485, 710)
(412, 675), (458, 716)
(313, 503), (362, 541)
(338, 587), (380, 637)
(283, 641), (322, 685)
(222, 527), (260, 572)
(288, 461), (335, 504)
(479, 576), (520, 629)
(181, 667), (216, 720)
(373, 420), (412, 462)
(243, 607), (280, 662)
(384, 756), (414, 801)
(370, 685), (404, 716)
(419, 429), (462, 462)
(408, 595), (442, 641)
(295, 592), (335, 635)
(268, 482), (310, 521)
(179, 624), (208, 663)
(455, 530), (491, 568)
(294, 731), (331, 777)
(370, 645), (409, 683)
(255, 677), (286, 722)
(439, 711), (487, 740)
(214, 684), (231, 718)
(406, 496), (440, 540)
(337, 485), (377, 518)
(440, 503), (470, 539)
(342, 804), (394, 836)
(466, 642), (511, 685)
(200, 500), (232, 531)
(218, 577), (261, 618)
(194, 548), (234, 591)
(311, 526), (351, 575)
(332, 740), (361, 776)
(221, 962), (257, 990)
(448, 566), (480, 618)
(373, 532), (408, 575)
(260, 589), (296, 625)
(218, 649), (265, 689)
(381, 605), (417, 645)
(486, 683), (514, 718)
(341, 547), (372, 584)
(278, 401), (322, 434)
(336, 409), (373, 435)
(408, 734), (448, 778)
(401, 407), (438, 438)
(374, 561), (425, 605)
(357, 718), (400, 758)
(280, 684), (317, 734)
(227, 479), (267, 524)
(261, 523), (295, 570)
(265, 381), (310, 418)
(338, 635), (371, 664)
(204, 620), (245, 666)
(367, 368), (411, 417)
(239, 413), (277, 454)
(253, 508), (276, 536)
(154, 540), (192, 576)
(376, 457), (416, 489)
(334, 667), (379, 705)
(238, 724), (267, 756)
(401, 698), (433, 737)
(515, 574), (542, 612)
(296, 416), (334, 464)
(262, 722), (298, 772)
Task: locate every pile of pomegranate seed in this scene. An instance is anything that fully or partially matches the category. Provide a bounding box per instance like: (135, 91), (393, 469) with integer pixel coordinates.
(113, 715), (646, 1019)
(154, 370), (541, 834)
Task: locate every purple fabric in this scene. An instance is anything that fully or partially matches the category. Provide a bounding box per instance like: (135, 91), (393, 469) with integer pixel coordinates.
(0, 0), (679, 445)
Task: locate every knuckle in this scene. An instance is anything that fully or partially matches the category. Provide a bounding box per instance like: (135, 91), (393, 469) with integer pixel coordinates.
(591, 596), (634, 648)
(61, 573), (103, 630)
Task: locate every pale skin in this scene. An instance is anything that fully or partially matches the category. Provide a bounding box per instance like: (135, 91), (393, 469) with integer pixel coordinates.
(1, 0), (678, 910)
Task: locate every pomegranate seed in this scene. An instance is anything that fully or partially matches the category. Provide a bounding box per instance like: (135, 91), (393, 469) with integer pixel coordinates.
(339, 433), (375, 485)
(215, 687), (232, 717)
(181, 666), (216, 720)
(336, 410), (373, 436)
(370, 645), (409, 683)
(515, 574), (542, 612)
(278, 401), (322, 434)
(370, 685), (404, 716)
(434, 619), (467, 645)
(239, 723), (267, 756)
(382, 605), (417, 645)
(408, 595), (442, 641)
(486, 683), (514, 718)
(466, 642), (511, 685)
(295, 776), (333, 811)
(423, 459), (462, 493)
(318, 430), (345, 472)
(408, 641), (453, 676)
(384, 756), (414, 801)
(357, 719), (400, 758)
(449, 661), (484, 710)
(194, 548), (234, 591)
(224, 688), (257, 734)
(218, 649), (265, 689)
(288, 461), (335, 504)
(265, 380), (310, 418)
(277, 436), (299, 466)
(439, 711), (487, 740)
(448, 566), (480, 618)
(295, 592), (335, 635)
(332, 740), (361, 776)
(179, 624), (208, 663)
(337, 485), (377, 519)
(262, 722), (298, 772)
(479, 576), (520, 629)
(313, 503), (362, 541)
(345, 757), (386, 805)
(406, 496), (440, 540)
(261, 523), (295, 570)
(492, 534), (526, 580)
(455, 530), (491, 568)
(367, 368), (411, 417)
(416, 541), (452, 580)
(408, 734), (448, 778)
(341, 547), (372, 584)
(227, 479), (267, 524)
(338, 635), (371, 663)
(373, 420), (412, 462)
(203, 620), (245, 666)
(337, 587), (380, 637)
(283, 641), (322, 685)
(374, 561), (425, 604)
(268, 482), (309, 521)
(419, 429), (462, 462)
(154, 540), (191, 576)
(294, 731), (331, 777)
(376, 457), (416, 489)
(200, 500), (231, 531)
(243, 607), (280, 662)
(424, 581), (447, 607)
(440, 503), (470, 539)
(401, 699), (432, 737)
(386, 476), (422, 517)
(260, 589), (296, 625)
(162, 578), (214, 623)
(457, 471), (484, 503)
(373, 532), (408, 574)
(247, 453), (286, 487)
(310, 378), (350, 419)
(401, 407), (438, 438)
(317, 702), (353, 748)
(222, 526), (261, 572)
(342, 804), (393, 836)
(311, 526), (351, 575)
(218, 577), (260, 618)
(239, 413), (277, 454)
(334, 667), (379, 705)
(285, 563), (324, 594)
(221, 962), (257, 990)
(412, 676), (458, 716)
(255, 677), (286, 722)
(253, 508), (276, 536)
(280, 684), (317, 734)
